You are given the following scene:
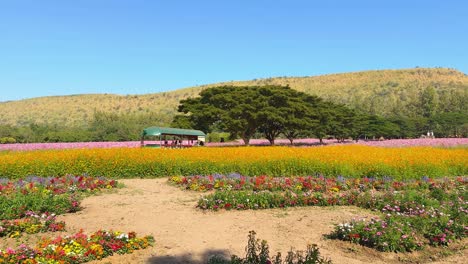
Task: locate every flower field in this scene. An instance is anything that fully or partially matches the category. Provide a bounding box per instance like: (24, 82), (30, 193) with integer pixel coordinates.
(0, 138), (467, 151)
(1, 145), (467, 179)
(1, 143), (467, 262)
(169, 174), (468, 253)
(209, 138), (468, 147)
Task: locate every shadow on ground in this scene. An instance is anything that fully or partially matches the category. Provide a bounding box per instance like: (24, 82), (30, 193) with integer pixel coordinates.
(147, 249), (230, 264)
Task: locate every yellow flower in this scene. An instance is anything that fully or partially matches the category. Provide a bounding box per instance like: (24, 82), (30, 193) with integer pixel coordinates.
(8, 231), (20, 238)
(25, 224), (41, 234)
(170, 176), (182, 183)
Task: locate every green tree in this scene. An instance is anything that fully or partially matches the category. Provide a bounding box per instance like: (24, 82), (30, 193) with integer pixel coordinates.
(431, 112), (468, 137)
(257, 87), (318, 145)
(420, 86), (438, 119)
(311, 101), (336, 144)
(281, 94), (321, 145)
(175, 85), (322, 145)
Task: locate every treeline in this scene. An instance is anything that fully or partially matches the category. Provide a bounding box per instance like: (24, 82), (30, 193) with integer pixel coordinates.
(0, 111), (170, 143)
(172, 85), (467, 145)
(0, 85), (466, 144)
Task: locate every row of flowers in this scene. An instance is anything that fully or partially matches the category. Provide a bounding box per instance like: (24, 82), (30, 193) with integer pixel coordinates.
(174, 175), (467, 252)
(0, 175), (118, 196)
(0, 211), (65, 238)
(0, 230), (154, 263)
(1, 138), (466, 151)
(169, 174), (466, 193)
(1, 145), (466, 179)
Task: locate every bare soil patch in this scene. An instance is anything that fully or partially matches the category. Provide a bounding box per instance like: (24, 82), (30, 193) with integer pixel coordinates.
(56, 179), (466, 264)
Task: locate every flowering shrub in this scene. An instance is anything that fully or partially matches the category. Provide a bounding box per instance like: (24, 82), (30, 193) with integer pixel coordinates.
(0, 176), (118, 220)
(0, 211), (65, 238)
(330, 197), (468, 252)
(330, 217), (424, 252)
(0, 230), (154, 263)
(0, 191), (80, 220)
(1, 145), (466, 179)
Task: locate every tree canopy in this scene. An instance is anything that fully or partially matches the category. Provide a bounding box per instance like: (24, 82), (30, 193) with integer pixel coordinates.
(175, 85), (349, 145)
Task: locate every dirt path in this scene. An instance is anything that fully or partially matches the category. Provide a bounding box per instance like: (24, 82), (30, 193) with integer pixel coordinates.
(58, 179), (466, 264)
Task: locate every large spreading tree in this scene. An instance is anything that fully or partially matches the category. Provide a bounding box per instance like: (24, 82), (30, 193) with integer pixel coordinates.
(175, 85), (325, 145)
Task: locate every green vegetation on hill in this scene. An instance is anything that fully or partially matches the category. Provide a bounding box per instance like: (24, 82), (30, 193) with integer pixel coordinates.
(0, 68), (467, 127)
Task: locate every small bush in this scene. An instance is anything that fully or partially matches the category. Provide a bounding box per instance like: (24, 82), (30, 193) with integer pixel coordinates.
(208, 132), (231, 143)
(208, 231), (332, 264)
(0, 137), (16, 144)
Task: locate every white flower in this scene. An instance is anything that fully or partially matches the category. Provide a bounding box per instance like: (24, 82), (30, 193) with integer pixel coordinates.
(117, 233), (129, 240)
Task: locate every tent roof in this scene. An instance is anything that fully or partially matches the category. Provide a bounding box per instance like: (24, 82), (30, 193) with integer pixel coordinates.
(142, 127), (205, 137)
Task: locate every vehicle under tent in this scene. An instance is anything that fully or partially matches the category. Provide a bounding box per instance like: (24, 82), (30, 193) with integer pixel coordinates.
(140, 127), (206, 148)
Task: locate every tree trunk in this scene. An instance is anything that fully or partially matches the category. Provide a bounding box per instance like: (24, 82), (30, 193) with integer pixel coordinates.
(288, 138), (294, 145)
(265, 131), (278, 146)
(319, 138), (323, 144)
(242, 137), (250, 145)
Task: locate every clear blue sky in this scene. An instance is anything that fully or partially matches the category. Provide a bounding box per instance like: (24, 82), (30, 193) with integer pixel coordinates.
(0, 0), (467, 102)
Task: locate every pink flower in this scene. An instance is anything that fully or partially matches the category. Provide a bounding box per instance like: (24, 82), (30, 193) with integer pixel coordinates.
(376, 232), (382, 236)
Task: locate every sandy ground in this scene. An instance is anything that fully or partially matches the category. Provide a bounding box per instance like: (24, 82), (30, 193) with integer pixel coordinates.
(53, 179), (466, 264)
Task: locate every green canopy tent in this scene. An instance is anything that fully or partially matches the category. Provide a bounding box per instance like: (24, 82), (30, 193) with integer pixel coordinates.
(141, 127), (206, 148)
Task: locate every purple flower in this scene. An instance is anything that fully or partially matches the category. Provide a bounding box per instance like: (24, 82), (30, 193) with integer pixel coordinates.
(227, 172), (242, 179)
(336, 175), (346, 183)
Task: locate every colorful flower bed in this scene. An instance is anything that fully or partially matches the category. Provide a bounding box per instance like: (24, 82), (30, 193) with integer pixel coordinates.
(0, 230), (154, 263)
(0, 190), (80, 221)
(0, 175), (118, 196)
(169, 175), (467, 252)
(0, 175), (118, 220)
(169, 174), (462, 193)
(1, 146), (467, 179)
(0, 211), (65, 238)
(0, 176), (155, 263)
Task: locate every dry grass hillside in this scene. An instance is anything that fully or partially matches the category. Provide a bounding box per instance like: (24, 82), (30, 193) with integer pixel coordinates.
(1, 68), (467, 126)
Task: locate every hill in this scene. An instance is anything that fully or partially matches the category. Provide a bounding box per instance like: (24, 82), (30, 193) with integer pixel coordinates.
(0, 67), (467, 127)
